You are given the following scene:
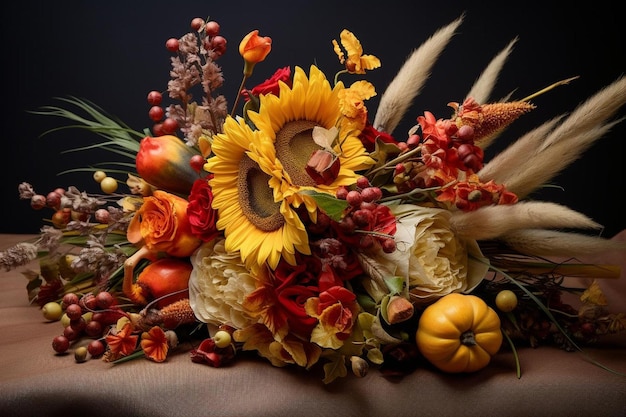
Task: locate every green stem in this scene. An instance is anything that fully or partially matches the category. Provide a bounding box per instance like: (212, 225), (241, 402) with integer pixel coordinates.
(230, 74), (249, 118)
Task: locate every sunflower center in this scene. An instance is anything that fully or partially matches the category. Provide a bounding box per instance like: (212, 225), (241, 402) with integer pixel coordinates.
(238, 155), (284, 232)
(275, 120), (323, 186)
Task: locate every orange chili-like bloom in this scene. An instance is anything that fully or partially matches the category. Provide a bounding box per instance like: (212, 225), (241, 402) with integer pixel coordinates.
(141, 326), (169, 362)
(239, 30), (272, 76)
(105, 323), (139, 357)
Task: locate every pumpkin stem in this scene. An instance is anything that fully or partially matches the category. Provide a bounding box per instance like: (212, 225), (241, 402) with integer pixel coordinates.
(460, 330), (477, 346)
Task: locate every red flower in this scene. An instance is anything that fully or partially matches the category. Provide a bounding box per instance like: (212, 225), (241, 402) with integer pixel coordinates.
(187, 177), (219, 242)
(242, 66), (291, 100)
(244, 254), (322, 338)
(436, 177), (518, 211)
(358, 122), (398, 152)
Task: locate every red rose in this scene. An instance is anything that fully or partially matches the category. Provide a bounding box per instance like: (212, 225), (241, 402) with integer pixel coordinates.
(272, 255), (321, 337)
(242, 66), (291, 100)
(358, 122), (398, 152)
(187, 177), (219, 242)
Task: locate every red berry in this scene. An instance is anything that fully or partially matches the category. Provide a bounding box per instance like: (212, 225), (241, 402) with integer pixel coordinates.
(191, 17), (204, 31)
(210, 36), (227, 56)
(46, 191), (62, 209)
(51, 208), (71, 229)
(94, 208), (110, 224)
(85, 320), (103, 338)
(152, 123), (165, 137)
(95, 291), (115, 309)
(52, 335), (70, 353)
(360, 187), (382, 203)
(356, 177), (370, 189)
(205, 21), (220, 36)
(80, 293), (97, 311)
(190, 154), (205, 173)
(407, 134), (421, 147)
(346, 190), (362, 207)
(30, 194), (46, 210)
(62, 293), (80, 309)
(336, 187), (349, 200)
(161, 117), (179, 134)
(381, 238), (397, 253)
(87, 340), (105, 357)
(70, 317), (87, 333)
(149, 106), (164, 122)
(165, 38), (179, 52)
(65, 303), (83, 321)
(147, 90), (162, 106)
(63, 325), (80, 341)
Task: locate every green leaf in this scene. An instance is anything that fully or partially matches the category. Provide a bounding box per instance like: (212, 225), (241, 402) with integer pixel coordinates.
(384, 276), (405, 295)
(322, 354), (348, 384)
(298, 190), (348, 221)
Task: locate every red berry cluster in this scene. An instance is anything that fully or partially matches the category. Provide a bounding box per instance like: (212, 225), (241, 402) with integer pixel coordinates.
(333, 178), (397, 253)
(51, 291), (125, 362)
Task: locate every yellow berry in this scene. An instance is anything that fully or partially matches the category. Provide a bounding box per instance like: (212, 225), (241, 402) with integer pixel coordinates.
(495, 290), (518, 312)
(93, 170), (107, 183)
(42, 302), (63, 321)
(100, 177), (118, 194)
(213, 330), (232, 348)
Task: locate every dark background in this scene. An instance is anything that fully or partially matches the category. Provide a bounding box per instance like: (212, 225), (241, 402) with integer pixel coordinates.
(2, 1), (624, 236)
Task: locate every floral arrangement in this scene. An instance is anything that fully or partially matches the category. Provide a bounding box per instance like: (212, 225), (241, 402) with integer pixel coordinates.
(2, 14), (625, 383)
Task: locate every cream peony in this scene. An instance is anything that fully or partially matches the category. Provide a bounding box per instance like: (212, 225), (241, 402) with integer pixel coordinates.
(375, 204), (489, 304)
(188, 238), (259, 329)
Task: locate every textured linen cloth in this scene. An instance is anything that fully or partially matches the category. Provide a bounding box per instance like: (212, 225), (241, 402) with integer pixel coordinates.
(0, 233), (625, 417)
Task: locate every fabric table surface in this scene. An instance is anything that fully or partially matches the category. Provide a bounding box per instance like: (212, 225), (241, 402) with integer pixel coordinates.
(1, 233), (625, 417)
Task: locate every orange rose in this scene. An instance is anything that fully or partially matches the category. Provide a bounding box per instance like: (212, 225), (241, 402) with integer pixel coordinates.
(127, 190), (201, 257)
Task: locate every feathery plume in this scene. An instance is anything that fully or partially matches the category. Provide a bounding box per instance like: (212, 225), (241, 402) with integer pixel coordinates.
(478, 116), (562, 184)
(465, 37), (518, 105)
(373, 15), (464, 134)
(450, 201), (601, 241)
(480, 77), (626, 198)
(501, 229), (626, 257)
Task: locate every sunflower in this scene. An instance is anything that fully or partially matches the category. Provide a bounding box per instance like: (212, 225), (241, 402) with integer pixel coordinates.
(204, 116), (310, 271)
(247, 65), (375, 202)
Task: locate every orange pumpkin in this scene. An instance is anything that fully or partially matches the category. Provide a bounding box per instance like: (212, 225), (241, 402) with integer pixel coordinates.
(416, 293), (502, 373)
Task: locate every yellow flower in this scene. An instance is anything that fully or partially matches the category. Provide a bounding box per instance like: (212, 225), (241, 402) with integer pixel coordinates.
(247, 65), (375, 200)
(332, 29), (381, 74)
(204, 116), (310, 271)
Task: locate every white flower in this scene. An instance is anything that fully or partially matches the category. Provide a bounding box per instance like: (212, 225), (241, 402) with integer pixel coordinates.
(188, 238), (259, 329)
(375, 204), (489, 304)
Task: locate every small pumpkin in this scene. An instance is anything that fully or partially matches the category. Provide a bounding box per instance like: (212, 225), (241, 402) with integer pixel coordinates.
(416, 293), (502, 373)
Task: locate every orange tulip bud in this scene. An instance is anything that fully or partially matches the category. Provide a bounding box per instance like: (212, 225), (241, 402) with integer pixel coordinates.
(239, 30), (272, 76)
(136, 135), (202, 195)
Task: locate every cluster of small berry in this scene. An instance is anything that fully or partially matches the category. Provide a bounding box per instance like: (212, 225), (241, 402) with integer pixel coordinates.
(47, 291), (125, 362)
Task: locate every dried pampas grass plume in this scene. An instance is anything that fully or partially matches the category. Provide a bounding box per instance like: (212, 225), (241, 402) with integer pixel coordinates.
(480, 76), (626, 199)
(373, 15), (464, 134)
(500, 229), (626, 257)
(450, 201), (601, 241)
(465, 37), (518, 106)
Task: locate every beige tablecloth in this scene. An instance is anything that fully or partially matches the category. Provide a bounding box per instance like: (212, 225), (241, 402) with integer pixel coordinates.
(1, 233), (625, 417)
